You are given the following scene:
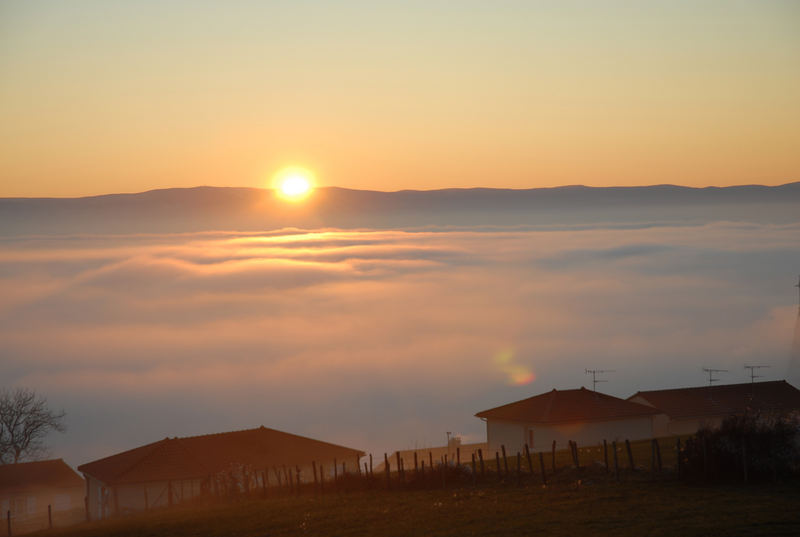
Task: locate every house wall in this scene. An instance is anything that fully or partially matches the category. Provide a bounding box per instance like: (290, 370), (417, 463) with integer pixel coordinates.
(486, 416), (658, 454)
(84, 457), (354, 518)
(1, 486), (84, 534)
(85, 476), (209, 519)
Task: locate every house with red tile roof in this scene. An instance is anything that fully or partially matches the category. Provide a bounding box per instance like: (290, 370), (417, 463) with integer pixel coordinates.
(77, 426), (363, 519)
(628, 380), (800, 436)
(475, 387), (666, 454)
(0, 459), (85, 534)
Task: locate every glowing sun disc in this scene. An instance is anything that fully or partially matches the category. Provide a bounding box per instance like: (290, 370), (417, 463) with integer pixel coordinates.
(273, 167), (315, 201)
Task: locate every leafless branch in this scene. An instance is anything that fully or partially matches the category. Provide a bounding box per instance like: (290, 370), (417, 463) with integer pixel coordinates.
(0, 387), (66, 464)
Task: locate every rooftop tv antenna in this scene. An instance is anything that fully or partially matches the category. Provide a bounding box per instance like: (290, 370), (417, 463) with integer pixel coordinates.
(585, 369), (615, 392)
(702, 367), (728, 386)
(744, 364), (769, 384)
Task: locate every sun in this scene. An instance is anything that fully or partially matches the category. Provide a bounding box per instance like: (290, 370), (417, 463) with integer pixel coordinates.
(273, 167), (315, 201)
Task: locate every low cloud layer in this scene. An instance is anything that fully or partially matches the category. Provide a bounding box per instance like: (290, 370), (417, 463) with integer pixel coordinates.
(1, 223), (799, 467)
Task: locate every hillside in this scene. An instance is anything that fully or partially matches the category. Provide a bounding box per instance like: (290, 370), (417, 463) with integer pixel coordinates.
(2, 182), (799, 235)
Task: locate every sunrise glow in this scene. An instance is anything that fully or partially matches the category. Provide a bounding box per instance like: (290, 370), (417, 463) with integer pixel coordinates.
(274, 167), (315, 201)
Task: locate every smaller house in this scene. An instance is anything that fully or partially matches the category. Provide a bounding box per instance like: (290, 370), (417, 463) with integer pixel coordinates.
(475, 387), (666, 454)
(628, 379), (800, 436)
(376, 436), (487, 472)
(0, 459), (85, 534)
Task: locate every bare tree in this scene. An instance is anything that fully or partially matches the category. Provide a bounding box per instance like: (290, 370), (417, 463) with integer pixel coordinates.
(0, 388), (66, 464)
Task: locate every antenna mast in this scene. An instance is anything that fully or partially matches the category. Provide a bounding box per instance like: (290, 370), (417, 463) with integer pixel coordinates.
(585, 369), (615, 392)
(744, 364), (769, 384)
(702, 367), (728, 386)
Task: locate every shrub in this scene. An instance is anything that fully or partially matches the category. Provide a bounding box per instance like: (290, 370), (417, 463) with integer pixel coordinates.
(680, 411), (800, 482)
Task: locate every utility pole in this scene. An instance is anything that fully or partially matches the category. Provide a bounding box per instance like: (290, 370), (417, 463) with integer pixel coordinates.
(744, 364), (769, 384)
(795, 275), (800, 316)
(702, 368), (727, 386)
(585, 369), (615, 392)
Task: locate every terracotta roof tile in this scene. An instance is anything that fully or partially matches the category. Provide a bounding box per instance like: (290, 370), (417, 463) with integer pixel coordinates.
(0, 459), (84, 492)
(78, 426), (364, 485)
(475, 387), (661, 423)
(628, 380), (800, 420)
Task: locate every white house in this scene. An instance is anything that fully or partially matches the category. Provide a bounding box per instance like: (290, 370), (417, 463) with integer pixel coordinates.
(475, 387), (666, 454)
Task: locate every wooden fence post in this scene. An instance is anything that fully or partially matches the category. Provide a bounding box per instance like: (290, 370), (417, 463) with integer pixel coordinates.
(457, 447), (461, 467)
(501, 445), (509, 476)
(551, 440), (557, 472)
(384, 454), (391, 489)
(396, 452), (402, 482)
(312, 461), (318, 488)
(495, 452), (502, 481)
(651, 439), (657, 476)
(524, 444), (533, 475)
(296, 466), (301, 493)
(414, 452), (419, 474)
(612, 441), (619, 481)
(702, 436), (708, 481)
(603, 440), (609, 473)
(742, 437), (748, 484)
(429, 451), (434, 470)
(655, 439), (662, 472)
(471, 453), (477, 486)
(478, 449), (485, 478)
(369, 454), (373, 476)
(625, 439), (635, 471)
(538, 452), (547, 485)
(516, 453), (522, 485)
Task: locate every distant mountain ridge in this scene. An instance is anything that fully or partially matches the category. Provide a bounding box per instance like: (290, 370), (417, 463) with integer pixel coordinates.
(2, 182), (799, 235)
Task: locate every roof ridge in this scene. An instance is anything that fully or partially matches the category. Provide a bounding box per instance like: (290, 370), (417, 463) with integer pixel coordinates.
(635, 380), (786, 395)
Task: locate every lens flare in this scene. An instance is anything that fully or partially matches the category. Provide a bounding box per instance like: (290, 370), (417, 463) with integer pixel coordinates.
(494, 349), (535, 386)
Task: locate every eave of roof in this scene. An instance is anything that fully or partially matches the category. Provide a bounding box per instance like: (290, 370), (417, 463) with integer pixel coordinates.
(475, 387), (662, 424)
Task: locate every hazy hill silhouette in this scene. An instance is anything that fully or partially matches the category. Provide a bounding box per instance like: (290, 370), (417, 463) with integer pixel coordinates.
(1, 183), (799, 235)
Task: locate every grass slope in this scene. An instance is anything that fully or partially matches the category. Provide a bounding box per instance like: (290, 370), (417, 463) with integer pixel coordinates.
(40, 479), (799, 537)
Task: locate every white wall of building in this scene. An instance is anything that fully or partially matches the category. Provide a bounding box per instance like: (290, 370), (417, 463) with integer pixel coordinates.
(486, 416), (661, 454)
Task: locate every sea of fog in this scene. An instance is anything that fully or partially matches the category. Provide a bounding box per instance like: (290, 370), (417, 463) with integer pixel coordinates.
(1, 223), (799, 468)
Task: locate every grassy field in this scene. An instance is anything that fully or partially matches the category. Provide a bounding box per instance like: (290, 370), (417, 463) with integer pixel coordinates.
(37, 472), (800, 537)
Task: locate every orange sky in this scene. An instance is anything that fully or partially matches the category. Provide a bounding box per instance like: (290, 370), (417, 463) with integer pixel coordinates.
(1, 1), (799, 197)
